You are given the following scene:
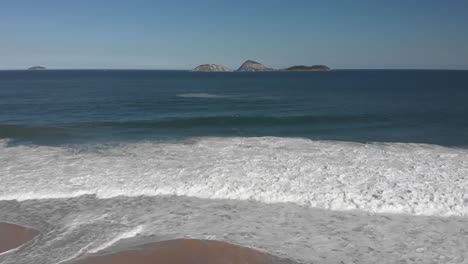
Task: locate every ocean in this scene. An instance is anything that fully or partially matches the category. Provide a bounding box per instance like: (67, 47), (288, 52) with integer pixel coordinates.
(1, 70), (468, 146)
(1, 70), (468, 263)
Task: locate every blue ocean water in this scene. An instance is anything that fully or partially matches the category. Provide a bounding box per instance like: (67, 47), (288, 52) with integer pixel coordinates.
(2, 70), (468, 264)
(1, 70), (467, 146)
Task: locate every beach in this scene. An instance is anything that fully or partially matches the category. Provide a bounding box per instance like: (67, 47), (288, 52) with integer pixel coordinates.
(71, 239), (295, 264)
(0, 223), (38, 255)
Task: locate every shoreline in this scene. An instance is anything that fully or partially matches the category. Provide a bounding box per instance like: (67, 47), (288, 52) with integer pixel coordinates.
(70, 239), (297, 264)
(0, 222), (39, 255)
(1, 194), (468, 263)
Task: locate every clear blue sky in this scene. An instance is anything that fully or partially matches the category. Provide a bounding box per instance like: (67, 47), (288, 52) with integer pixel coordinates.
(1, 0), (468, 70)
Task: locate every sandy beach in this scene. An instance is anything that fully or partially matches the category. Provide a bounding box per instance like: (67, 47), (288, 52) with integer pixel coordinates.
(71, 239), (295, 264)
(0, 222), (38, 255)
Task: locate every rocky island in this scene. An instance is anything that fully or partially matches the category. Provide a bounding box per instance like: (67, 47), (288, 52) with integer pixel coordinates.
(28, 66), (47, 70)
(191, 61), (330, 72)
(237, 60), (274, 72)
(283, 65), (330, 71)
(192, 64), (232, 72)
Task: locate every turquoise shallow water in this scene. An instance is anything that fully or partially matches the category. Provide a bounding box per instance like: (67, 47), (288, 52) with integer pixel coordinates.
(0, 69), (468, 146)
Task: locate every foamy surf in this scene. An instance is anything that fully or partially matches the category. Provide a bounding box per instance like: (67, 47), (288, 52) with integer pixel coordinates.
(1, 137), (467, 216)
(1, 195), (467, 264)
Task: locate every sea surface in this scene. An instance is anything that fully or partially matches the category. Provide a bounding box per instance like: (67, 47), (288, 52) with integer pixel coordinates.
(1, 70), (468, 263)
(1, 70), (468, 146)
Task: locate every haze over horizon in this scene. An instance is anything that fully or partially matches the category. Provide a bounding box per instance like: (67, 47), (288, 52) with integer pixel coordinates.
(1, 0), (468, 70)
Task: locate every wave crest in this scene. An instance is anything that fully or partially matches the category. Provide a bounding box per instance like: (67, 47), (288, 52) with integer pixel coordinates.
(1, 137), (467, 216)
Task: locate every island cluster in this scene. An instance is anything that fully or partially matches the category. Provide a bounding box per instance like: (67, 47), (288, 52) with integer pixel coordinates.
(193, 60), (330, 72)
(27, 61), (330, 72)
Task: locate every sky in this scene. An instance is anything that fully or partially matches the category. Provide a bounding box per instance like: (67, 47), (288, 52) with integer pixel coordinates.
(1, 0), (468, 70)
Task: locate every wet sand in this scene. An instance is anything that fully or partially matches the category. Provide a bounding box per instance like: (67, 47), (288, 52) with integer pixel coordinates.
(72, 239), (296, 264)
(0, 222), (38, 254)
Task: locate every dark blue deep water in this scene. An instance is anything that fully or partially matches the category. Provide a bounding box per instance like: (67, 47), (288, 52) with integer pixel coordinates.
(1, 70), (467, 146)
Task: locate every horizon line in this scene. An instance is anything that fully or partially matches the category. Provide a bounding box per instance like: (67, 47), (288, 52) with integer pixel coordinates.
(1, 68), (468, 71)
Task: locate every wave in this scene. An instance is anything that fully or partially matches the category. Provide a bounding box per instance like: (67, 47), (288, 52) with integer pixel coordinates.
(0, 124), (70, 140)
(0, 114), (387, 139)
(74, 115), (384, 128)
(1, 137), (467, 216)
(176, 93), (229, 98)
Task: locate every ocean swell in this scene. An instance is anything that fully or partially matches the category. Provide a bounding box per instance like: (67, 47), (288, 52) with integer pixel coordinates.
(1, 137), (467, 216)
(176, 93), (229, 98)
(0, 124), (70, 140)
(0, 114), (388, 141)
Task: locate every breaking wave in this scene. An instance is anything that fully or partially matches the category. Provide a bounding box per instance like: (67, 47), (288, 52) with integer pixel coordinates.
(1, 137), (467, 216)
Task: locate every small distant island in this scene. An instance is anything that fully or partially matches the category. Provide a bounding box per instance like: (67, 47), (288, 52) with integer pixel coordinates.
(237, 60), (274, 72)
(192, 64), (232, 72)
(28, 66), (47, 70)
(192, 60), (330, 72)
(283, 65), (330, 71)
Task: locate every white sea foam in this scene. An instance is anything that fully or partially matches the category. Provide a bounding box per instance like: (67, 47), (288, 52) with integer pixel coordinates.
(2, 195), (467, 264)
(1, 137), (467, 216)
(87, 225), (143, 254)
